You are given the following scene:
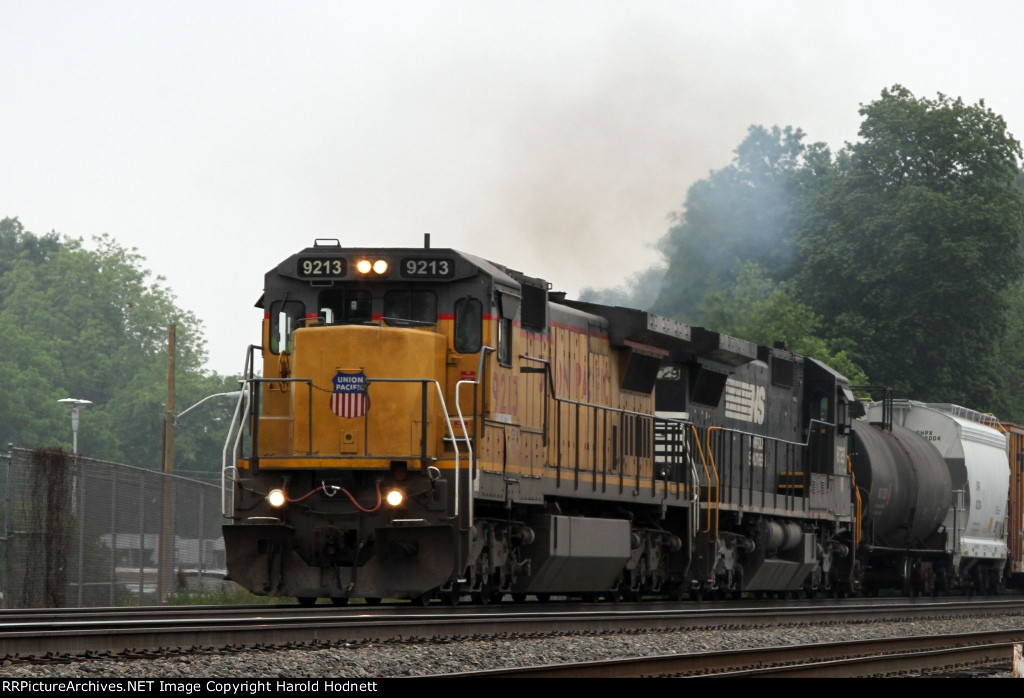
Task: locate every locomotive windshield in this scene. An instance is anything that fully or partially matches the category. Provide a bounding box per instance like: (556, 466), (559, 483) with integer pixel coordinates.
(382, 289), (437, 326)
(317, 289), (372, 324)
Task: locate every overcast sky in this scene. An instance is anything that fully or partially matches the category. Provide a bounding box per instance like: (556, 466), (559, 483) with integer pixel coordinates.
(3, 1), (1022, 375)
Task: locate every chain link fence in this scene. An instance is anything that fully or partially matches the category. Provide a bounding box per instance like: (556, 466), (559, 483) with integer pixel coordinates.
(0, 446), (230, 608)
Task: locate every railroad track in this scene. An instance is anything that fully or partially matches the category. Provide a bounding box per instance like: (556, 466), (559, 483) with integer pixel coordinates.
(432, 630), (1024, 678)
(2, 598), (1023, 670)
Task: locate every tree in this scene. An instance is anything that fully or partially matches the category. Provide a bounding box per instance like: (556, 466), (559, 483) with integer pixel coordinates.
(643, 126), (869, 380)
(0, 219), (239, 479)
(795, 86), (1024, 408)
(699, 262), (868, 385)
(652, 125), (811, 323)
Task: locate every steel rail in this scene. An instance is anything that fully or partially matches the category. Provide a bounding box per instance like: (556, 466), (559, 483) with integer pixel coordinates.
(0, 598), (1022, 663)
(430, 629), (1024, 678)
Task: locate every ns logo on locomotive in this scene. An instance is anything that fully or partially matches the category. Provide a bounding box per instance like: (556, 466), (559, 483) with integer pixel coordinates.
(220, 237), (1024, 605)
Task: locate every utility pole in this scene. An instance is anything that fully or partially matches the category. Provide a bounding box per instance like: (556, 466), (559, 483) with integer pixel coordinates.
(157, 325), (176, 603)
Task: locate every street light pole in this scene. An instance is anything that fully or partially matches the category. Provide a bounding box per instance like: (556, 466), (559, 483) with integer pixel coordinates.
(175, 391), (244, 424)
(58, 398), (93, 455)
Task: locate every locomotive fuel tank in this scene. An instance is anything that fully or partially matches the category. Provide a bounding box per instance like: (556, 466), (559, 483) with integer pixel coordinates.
(849, 420), (950, 549)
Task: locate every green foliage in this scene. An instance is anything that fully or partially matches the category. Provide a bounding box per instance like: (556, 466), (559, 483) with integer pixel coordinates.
(0, 218), (241, 479)
(653, 125), (811, 322)
(699, 262), (868, 385)
(649, 125), (864, 379)
(991, 276), (1024, 420)
(795, 85), (1024, 410)
(641, 85), (1024, 417)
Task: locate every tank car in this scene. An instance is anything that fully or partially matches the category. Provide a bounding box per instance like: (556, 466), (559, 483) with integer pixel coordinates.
(219, 238), (1006, 603)
(857, 401), (1010, 594)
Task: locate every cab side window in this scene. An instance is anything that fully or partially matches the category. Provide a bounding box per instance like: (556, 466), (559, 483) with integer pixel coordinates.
(497, 317), (512, 366)
(269, 300), (305, 354)
(496, 291), (519, 367)
(454, 297), (482, 353)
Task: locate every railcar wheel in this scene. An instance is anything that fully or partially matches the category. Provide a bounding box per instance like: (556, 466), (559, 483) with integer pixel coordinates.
(900, 558), (913, 597)
(363, 597), (382, 606)
(443, 586), (461, 606)
(511, 593), (527, 603)
(412, 591), (432, 607)
(330, 597), (349, 606)
(296, 596), (317, 607)
(535, 593), (550, 603)
(474, 586), (504, 604)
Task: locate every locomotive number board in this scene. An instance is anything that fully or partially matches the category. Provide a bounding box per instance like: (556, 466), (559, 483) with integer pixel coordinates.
(297, 257), (347, 278)
(400, 257), (455, 278)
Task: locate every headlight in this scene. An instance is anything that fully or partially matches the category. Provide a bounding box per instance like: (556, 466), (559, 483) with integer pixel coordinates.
(355, 258), (389, 276)
(385, 488), (404, 507)
(267, 489), (287, 508)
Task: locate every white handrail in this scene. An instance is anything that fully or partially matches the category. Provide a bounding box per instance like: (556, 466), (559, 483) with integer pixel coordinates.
(220, 384), (250, 517)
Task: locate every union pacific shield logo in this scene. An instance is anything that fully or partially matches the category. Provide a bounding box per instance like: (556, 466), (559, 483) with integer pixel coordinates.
(330, 370), (370, 418)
